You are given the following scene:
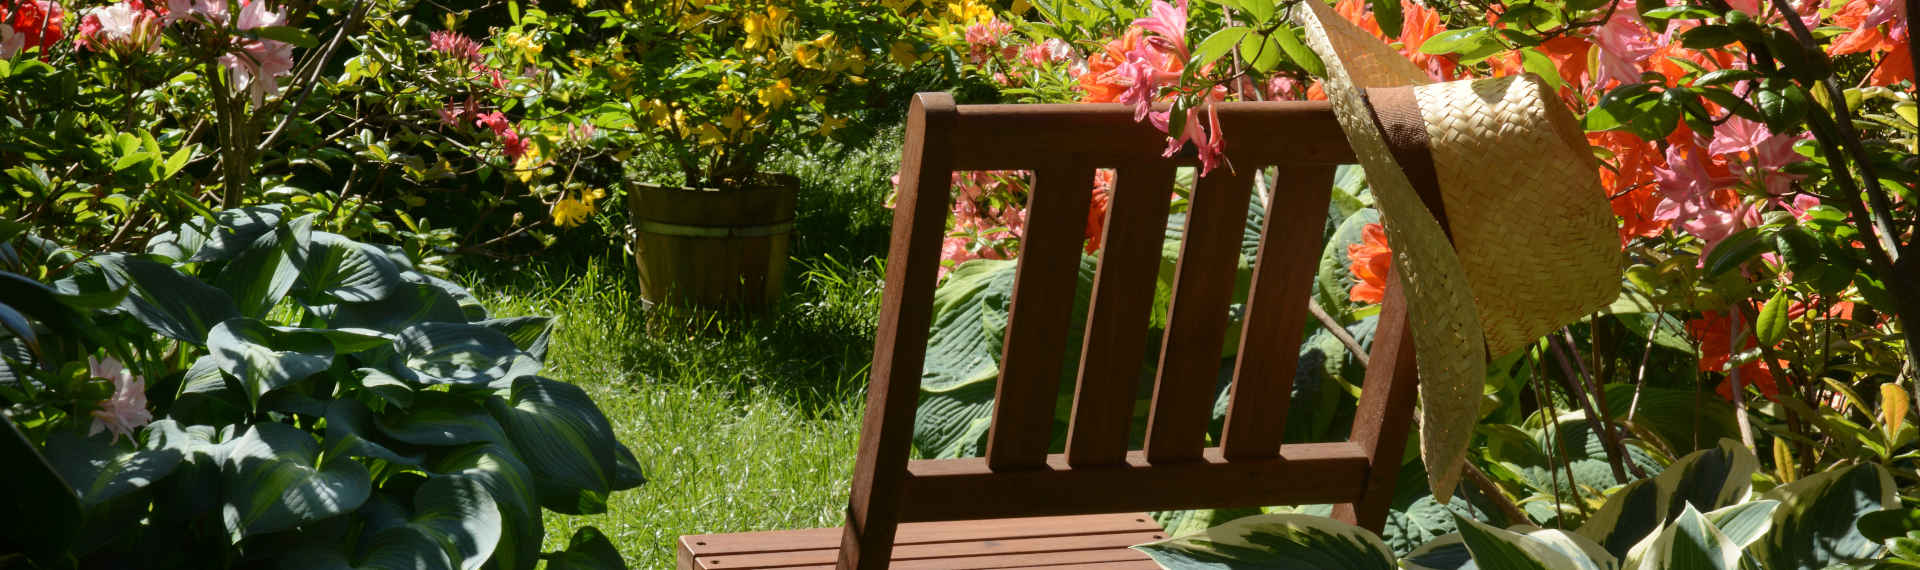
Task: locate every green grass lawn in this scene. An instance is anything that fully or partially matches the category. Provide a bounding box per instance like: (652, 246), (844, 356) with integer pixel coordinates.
(469, 133), (904, 567)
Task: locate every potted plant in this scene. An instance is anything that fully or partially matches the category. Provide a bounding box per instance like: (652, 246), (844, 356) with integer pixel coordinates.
(581, 0), (907, 310)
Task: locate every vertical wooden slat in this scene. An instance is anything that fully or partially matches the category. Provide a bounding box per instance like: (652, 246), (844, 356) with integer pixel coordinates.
(838, 93), (957, 570)
(1220, 165), (1337, 459)
(986, 165), (1098, 470)
(1067, 164), (1177, 467)
(1329, 270), (1418, 533)
(1143, 166), (1258, 463)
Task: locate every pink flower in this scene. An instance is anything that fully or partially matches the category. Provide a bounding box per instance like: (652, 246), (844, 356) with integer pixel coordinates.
(87, 356), (152, 443)
(474, 110), (510, 134)
(1151, 101), (1227, 176)
(1132, 0), (1188, 55)
(429, 30), (484, 65)
(964, 17), (1012, 63)
(0, 25), (23, 58)
(1590, 12), (1659, 88)
(164, 0), (226, 25)
(218, 0), (294, 106)
(500, 129), (527, 160)
(77, 2), (162, 54)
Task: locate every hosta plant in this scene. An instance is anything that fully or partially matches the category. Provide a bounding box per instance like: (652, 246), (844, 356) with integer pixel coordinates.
(0, 207), (641, 568)
(1136, 439), (1900, 569)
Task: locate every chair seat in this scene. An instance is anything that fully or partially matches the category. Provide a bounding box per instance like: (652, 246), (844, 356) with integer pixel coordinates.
(677, 512), (1168, 569)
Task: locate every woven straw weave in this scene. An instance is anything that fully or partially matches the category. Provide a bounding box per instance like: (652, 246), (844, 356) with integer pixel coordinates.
(1293, 0), (1618, 501)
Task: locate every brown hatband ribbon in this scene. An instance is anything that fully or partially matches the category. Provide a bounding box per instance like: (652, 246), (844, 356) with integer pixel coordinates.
(1361, 86), (1453, 240)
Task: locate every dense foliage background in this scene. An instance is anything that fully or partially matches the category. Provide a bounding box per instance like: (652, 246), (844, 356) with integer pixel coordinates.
(3, 0), (1917, 566)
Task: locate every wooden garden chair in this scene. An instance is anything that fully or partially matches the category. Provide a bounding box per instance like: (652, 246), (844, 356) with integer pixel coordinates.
(676, 92), (1425, 569)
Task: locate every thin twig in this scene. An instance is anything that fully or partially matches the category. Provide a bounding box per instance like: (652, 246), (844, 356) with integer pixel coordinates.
(1464, 461), (1529, 525)
(1548, 333), (1633, 482)
(1308, 299), (1370, 368)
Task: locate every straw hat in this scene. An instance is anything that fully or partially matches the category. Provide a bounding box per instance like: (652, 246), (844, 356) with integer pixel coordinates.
(1291, 0), (1620, 500)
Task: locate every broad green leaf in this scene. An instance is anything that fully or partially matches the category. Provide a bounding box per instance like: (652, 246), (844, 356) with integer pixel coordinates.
(487, 376), (623, 515)
(1701, 228), (1768, 277)
(57, 254), (240, 344)
(389, 322), (540, 388)
(220, 423), (372, 540)
(1404, 533), (1475, 570)
(1856, 508), (1920, 542)
(435, 445), (541, 570)
(1453, 515), (1588, 570)
(300, 231), (407, 304)
(358, 525), (457, 570)
(1754, 289), (1789, 348)
(1273, 25), (1324, 76)
(1601, 385), (1741, 453)
(1135, 513), (1398, 569)
(312, 279), (468, 333)
(1623, 504), (1742, 570)
(921, 259), (1018, 393)
(1752, 463), (1897, 568)
(192, 206), (286, 263)
(145, 221), (211, 263)
(1368, 0), (1403, 37)
(473, 316), (555, 362)
(42, 431), (182, 507)
(207, 318), (335, 410)
(1579, 439), (1757, 560)
(402, 475), (503, 570)
(376, 391), (510, 447)
(1240, 31), (1286, 73)
(214, 213), (312, 319)
(324, 399), (423, 466)
(1703, 500), (1777, 549)
(543, 526), (628, 570)
(1195, 27), (1253, 65)
(252, 25), (318, 48)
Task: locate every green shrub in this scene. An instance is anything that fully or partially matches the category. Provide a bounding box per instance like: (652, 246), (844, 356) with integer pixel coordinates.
(0, 207), (641, 568)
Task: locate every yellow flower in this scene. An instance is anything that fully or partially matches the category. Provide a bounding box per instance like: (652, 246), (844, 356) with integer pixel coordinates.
(889, 41), (919, 67)
(721, 107), (748, 134)
(551, 195), (592, 228)
(514, 138), (547, 183)
(741, 13), (775, 51)
(696, 123), (727, 146)
(817, 115), (847, 136)
(757, 79), (796, 109)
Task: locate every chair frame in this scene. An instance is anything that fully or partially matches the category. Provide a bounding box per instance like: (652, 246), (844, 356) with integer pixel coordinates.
(834, 92), (1424, 569)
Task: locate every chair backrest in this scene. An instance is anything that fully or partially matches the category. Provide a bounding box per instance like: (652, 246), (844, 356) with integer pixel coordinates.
(836, 92), (1425, 569)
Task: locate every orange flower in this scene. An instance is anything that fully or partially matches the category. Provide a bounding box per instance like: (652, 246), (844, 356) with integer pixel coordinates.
(1688, 309), (1791, 401)
(1537, 36), (1593, 94)
(1347, 222), (1391, 304)
(1332, 0), (1458, 80)
(1084, 170), (1114, 252)
(1871, 38), (1913, 84)
(1589, 130), (1666, 244)
(1077, 29), (1142, 103)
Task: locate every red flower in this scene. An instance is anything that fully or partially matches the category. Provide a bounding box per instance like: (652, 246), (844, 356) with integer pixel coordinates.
(1688, 309), (1791, 401)
(1, 0), (67, 58)
(1346, 222), (1390, 304)
(1084, 170), (1114, 253)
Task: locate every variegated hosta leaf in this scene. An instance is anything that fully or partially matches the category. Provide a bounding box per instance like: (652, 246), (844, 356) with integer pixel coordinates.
(1751, 462), (1897, 568)
(1407, 528), (1618, 570)
(1133, 513), (1398, 569)
(1404, 533), (1475, 570)
(1621, 504), (1743, 570)
(1578, 438), (1757, 559)
(1703, 500), (1778, 551)
(1453, 515), (1607, 570)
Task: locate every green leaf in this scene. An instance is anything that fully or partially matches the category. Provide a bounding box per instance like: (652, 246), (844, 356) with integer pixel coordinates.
(376, 391), (510, 447)
(1694, 69), (1761, 87)
(1315, 208), (1381, 321)
(300, 231), (407, 304)
(1625, 504), (1743, 569)
(1704, 500), (1778, 549)
(1701, 228), (1769, 277)
(1274, 25), (1325, 76)
(400, 475), (503, 570)
(1752, 463), (1898, 568)
(1195, 27), (1254, 67)
(1520, 49), (1567, 91)
(1857, 508), (1920, 542)
(1453, 515), (1590, 569)
(1755, 289), (1790, 348)
(544, 526), (628, 570)
(57, 254), (240, 344)
(1134, 513), (1398, 569)
(1419, 27), (1498, 58)
(0, 414), (82, 562)
(220, 423), (371, 540)
(1579, 439), (1758, 560)
(434, 445), (542, 570)
(193, 206), (287, 263)
(390, 322), (541, 388)
(324, 399), (423, 466)
(1238, 0), (1275, 23)
(207, 318), (335, 411)
(313, 280), (468, 333)
(472, 317), (555, 363)
(1679, 25), (1738, 49)
(487, 376), (624, 515)
(42, 431), (182, 507)
(215, 213), (313, 319)
(1240, 32), (1286, 73)
(1368, 0), (1403, 38)
(1755, 80), (1810, 131)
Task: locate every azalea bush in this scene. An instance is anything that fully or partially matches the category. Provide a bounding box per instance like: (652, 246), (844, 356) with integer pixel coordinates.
(907, 0), (1918, 557)
(0, 209), (641, 567)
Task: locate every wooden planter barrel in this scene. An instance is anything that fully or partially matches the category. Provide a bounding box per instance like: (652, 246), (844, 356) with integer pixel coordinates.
(627, 179), (797, 309)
